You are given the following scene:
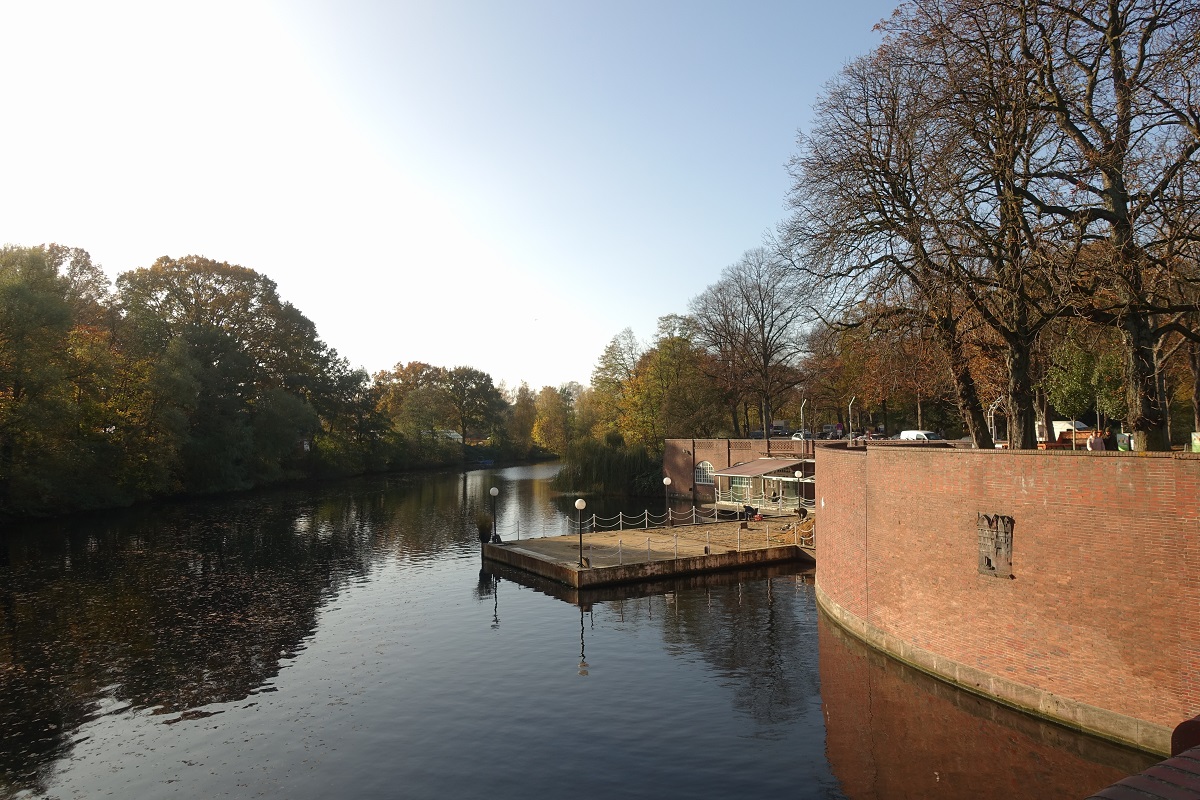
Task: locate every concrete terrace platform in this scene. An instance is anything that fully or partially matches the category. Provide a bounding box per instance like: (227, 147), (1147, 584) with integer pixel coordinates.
(482, 518), (814, 590)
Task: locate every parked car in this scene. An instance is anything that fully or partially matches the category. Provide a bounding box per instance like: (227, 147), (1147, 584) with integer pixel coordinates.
(899, 430), (943, 440)
(791, 430), (813, 440)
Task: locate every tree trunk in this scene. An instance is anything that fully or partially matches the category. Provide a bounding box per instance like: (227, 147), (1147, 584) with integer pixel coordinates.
(1124, 315), (1168, 451)
(937, 314), (993, 449)
(1006, 341), (1038, 449)
(1190, 340), (1200, 433)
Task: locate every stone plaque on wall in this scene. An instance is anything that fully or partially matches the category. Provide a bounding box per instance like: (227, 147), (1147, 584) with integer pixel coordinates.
(976, 513), (1014, 578)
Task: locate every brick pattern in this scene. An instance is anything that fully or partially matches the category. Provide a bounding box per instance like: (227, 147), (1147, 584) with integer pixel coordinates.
(663, 438), (816, 504)
(815, 443), (1200, 732)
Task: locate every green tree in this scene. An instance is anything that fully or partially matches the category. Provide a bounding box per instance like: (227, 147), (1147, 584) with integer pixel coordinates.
(589, 329), (641, 441)
(506, 382), (537, 455)
(532, 385), (574, 454)
(440, 366), (506, 446)
(117, 255), (335, 492)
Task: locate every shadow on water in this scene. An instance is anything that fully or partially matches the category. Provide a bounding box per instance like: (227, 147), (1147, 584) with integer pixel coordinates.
(0, 470), (501, 796)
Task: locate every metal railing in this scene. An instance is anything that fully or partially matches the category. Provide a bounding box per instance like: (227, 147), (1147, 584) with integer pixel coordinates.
(490, 503), (816, 553)
(570, 515), (817, 566)
(712, 489), (816, 513)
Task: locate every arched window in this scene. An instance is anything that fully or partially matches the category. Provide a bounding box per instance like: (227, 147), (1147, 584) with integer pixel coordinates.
(694, 461), (714, 485)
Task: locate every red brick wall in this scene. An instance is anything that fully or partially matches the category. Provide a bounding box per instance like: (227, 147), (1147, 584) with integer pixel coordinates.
(816, 442), (1200, 744)
(663, 438), (815, 503)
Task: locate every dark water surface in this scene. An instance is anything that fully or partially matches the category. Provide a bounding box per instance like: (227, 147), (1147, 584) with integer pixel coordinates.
(0, 465), (1154, 799)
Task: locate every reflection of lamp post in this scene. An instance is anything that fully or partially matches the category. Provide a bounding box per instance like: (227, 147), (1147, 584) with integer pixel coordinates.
(662, 476), (672, 526)
(575, 498), (586, 567)
(578, 605), (589, 676)
(489, 486), (499, 542)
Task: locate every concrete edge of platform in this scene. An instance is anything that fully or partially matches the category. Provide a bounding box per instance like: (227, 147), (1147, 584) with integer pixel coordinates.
(814, 584), (1171, 757)
(482, 541), (811, 589)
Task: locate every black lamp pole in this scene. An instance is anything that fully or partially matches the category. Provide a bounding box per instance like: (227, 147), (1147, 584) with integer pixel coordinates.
(575, 498), (586, 566)
(489, 486), (498, 541)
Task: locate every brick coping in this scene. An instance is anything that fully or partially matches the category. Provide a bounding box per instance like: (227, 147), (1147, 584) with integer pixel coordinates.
(815, 584), (1172, 756)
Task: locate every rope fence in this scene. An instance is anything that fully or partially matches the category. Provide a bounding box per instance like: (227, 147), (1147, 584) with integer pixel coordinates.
(488, 503), (816, 557)
(567, 515), (816, 566)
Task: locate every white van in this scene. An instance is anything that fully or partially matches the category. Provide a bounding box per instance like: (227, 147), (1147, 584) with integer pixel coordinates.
(899, 430), (942, 440)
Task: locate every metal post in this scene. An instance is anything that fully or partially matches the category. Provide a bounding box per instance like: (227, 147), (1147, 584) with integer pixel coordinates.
(618, 539), (623, 565)
(646, 537), (651, 561)
(489, 486), (499, 543)
(575, 498), (586, 567)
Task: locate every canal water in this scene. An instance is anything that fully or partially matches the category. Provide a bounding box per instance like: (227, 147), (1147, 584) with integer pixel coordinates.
(0, 464), (1154, 799)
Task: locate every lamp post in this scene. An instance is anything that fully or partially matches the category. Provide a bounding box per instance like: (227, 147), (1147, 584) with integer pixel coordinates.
(795, 470), (804, 515)
(489, 486), (499, 542)
(662, 476), (672, 526)
(575, 498), (586, 567)
(578, 605), (589, 676)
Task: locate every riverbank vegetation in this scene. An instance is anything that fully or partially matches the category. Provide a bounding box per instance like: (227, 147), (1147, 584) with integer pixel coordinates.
(0, 248), (562, 518)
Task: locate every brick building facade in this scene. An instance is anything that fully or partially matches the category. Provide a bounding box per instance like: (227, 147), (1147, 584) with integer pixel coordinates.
(663, 437), (815, 505)
(814, 440), (1199, 755)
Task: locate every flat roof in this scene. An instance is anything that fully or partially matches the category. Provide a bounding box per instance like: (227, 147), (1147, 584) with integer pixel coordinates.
(714, 458), (810, 478)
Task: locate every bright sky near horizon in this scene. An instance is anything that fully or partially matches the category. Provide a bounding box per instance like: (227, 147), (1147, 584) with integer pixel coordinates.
(1, 1), (894, 391)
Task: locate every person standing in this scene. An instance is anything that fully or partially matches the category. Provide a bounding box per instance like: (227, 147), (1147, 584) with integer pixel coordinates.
(1087, 430), (1106, 451)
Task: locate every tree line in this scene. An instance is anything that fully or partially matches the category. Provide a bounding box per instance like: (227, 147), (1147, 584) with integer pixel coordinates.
(573, 0), (1200, 457)
(0, 246), (578, 518)
(782, 0), (1200, 451)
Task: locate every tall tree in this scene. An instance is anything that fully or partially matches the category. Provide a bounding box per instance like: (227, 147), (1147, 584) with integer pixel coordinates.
(506, 382), (538, 455)
(589, 329), (642, 441)
(440, 366), (505, 445)
(532, 385), (573, 454)
(690, 249), (812, 438)
(1017, 0), (1200, 449)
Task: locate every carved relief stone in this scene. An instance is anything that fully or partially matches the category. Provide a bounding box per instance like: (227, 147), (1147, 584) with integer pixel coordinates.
(977, 513), (1014, 578)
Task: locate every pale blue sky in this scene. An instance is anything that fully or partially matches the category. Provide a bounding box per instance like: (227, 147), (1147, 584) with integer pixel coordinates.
(1, 1), (893, 390)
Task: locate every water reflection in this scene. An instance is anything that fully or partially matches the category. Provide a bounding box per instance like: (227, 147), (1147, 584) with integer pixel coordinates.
(492, 561), (821, 735)
(818, 616), (1156, 799)
(0, 465), (1158, 800)
(0, 470), (518, 796)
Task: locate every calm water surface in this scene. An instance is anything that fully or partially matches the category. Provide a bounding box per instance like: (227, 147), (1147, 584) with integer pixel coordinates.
(0, 464), (1153, 799)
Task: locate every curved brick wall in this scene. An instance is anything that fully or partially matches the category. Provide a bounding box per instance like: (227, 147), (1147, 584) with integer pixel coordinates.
(814, 441), (1200, 756)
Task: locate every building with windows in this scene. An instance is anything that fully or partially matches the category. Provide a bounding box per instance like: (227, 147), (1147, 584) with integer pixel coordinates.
(664, 438), (815, 513)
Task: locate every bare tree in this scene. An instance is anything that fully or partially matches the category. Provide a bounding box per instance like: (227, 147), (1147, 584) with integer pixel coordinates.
(689, 249), (813, 437)
(1015, 0), (1200, 450)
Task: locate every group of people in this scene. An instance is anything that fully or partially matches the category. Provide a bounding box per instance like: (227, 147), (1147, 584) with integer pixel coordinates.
(1086, 427), (1118, 451)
